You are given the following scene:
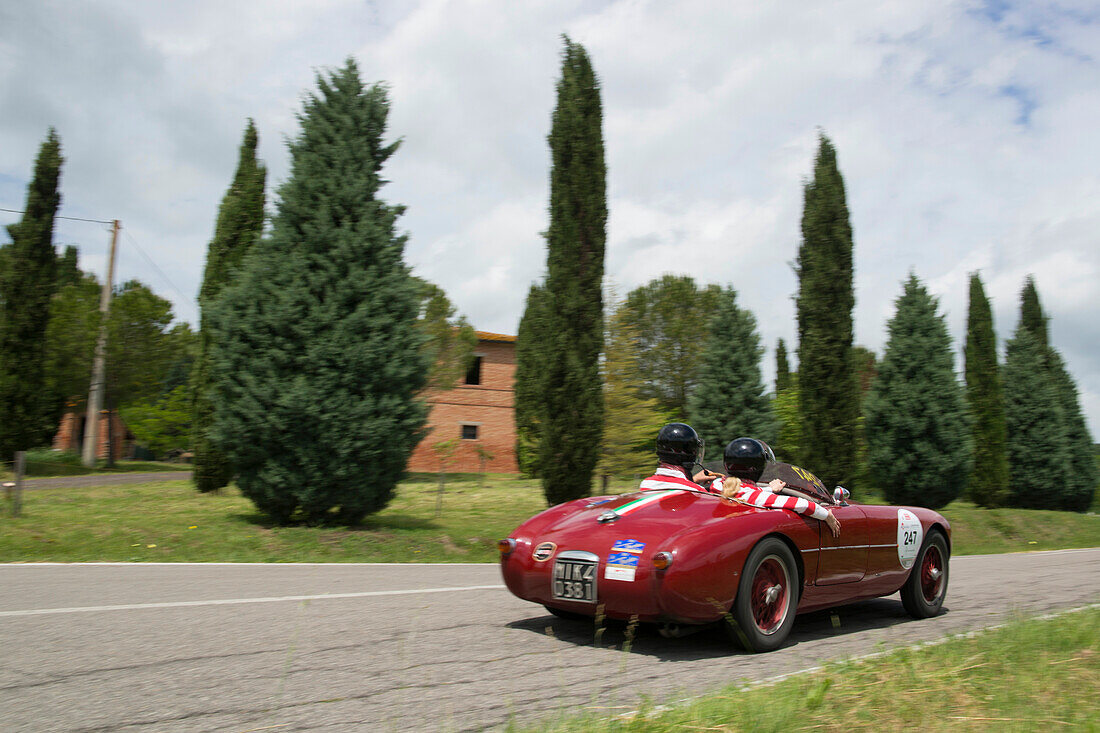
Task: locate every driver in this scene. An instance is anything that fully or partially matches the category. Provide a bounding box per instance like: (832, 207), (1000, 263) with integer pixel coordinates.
(638, 423), (714, 492)
(709, 437), (841, 538)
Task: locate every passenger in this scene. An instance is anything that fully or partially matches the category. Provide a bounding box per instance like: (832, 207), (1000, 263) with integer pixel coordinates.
(711, 437), (841, 538)
(639, 423), (714, 492)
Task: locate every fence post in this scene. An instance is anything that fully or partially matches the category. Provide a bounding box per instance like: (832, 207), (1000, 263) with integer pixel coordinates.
(11, 451), (23, 512)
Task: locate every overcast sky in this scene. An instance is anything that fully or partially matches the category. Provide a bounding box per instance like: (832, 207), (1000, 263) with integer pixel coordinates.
(1, 0), (1098, 437)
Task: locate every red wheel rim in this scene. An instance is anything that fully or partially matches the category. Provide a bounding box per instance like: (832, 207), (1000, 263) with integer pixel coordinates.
(920, 544), (944, 603)
(750, 555), (790, 635)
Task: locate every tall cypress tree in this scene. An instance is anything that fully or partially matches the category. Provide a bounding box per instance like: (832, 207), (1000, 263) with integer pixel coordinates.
(864, 275), (971, 509)
(1008, 277), (1096, 510)
(688, 288), (776, 452)
(0, 129), (63, 457)
(775, 338), (791, 394)
(538, 37), (606, 505)
(1004, 326), (1067, 508)
(795, 133), (859, 490)
(209, 60), (427, 524)
(192, 120), (266, 492)
(1019, 276), (1048, 350)
(514, 283), (547, 477)
(963, 273), (1009, 506)
(1047, 349), (1098, 511)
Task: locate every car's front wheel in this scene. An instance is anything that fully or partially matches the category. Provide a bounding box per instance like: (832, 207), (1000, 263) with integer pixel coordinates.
(900, 529), (949, 618)
(725, 537), (798, 653)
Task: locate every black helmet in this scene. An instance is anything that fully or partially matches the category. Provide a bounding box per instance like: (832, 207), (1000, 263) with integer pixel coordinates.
(723, 437), (775, 481)
(656, 423), (704, 472)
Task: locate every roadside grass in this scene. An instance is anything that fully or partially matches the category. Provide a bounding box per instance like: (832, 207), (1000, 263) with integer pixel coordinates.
(2, 449), (185, 478)
(517, 606), (1100, 733)
(0, 473), (1096, 563)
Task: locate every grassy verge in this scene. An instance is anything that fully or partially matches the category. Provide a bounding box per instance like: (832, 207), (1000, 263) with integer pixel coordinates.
(0, 472), (547, 562)
(0, 473), (1096, 563)
(2, 449), (185, 478)
(520, 607), (1100, 732)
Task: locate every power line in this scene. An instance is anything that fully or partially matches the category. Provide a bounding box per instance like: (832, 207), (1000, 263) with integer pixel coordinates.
(123, 230), (197, 307)
(0, 206), (113, 225)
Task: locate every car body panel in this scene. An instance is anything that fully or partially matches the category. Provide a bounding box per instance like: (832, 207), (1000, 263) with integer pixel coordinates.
(501, 488), (950, 625)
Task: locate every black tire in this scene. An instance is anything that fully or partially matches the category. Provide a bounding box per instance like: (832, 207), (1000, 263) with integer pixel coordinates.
(545, 605), (588, 621)
(901, 530), (949, 618)
(725, 537), (798, 653)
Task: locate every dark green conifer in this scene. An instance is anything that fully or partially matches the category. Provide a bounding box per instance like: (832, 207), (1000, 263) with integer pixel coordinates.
(688, 288), (776, 452)
(1004, 327), (1067, 507)
(775, 339), (791, 394)
(964, 273), (1009, 506)
(209, 60), (427, 524)
(1019, 276), (1048, 349)
(514, 284), (547, 477)
(538, 37), (607, 505)
(1047, 350), (1098, 511)
(0, 129), (63, 457)
(192, 120), (266, 492)
(1007, 277), (1096, 510)
(864, 275), (971, 509)
(795, 133), (859, 490)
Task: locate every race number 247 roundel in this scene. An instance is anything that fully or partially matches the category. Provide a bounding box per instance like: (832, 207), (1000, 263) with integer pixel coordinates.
(897, 509), (923, 569)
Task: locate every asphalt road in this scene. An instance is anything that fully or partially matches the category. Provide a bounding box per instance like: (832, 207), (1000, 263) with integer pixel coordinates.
(2, 549), (1098, 732)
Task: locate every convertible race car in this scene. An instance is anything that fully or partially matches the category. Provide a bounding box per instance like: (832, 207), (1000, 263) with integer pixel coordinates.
(498, 468), (950, 652)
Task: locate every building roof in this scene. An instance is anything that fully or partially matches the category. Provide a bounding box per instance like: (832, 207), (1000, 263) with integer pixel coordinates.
(474, 330), (516, 343)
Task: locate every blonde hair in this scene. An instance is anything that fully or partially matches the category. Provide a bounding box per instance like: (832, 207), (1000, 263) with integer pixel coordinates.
(721, 475), (742, 499)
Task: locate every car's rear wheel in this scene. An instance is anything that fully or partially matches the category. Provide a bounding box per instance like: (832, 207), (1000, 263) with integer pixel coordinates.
(725, 537), (798, 653)
(901, 529), (949, 618)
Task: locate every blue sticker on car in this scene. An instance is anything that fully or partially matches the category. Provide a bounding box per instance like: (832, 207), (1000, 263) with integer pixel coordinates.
(611, 539), (646, 554)
(607, 552), (640, 567)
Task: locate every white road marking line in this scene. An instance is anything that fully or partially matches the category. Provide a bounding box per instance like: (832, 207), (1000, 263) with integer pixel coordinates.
(0, 584), (507, 618)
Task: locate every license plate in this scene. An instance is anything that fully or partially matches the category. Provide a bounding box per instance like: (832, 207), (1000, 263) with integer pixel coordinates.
(552, 559), (597, 603)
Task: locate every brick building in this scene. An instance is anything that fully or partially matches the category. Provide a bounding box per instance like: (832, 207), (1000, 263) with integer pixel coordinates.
(53, 409), (134, 461)
(406, 330), (519, 474)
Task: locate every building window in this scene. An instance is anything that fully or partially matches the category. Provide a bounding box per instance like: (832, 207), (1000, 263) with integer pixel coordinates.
(464, 355), (483, 385)
(461, 424), (479, 440)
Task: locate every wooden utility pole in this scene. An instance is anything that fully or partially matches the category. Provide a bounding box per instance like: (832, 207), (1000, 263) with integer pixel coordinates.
(81, 220), (120, 467)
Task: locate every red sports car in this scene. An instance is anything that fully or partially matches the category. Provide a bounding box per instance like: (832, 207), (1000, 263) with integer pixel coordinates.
(498, 477), (950, 652)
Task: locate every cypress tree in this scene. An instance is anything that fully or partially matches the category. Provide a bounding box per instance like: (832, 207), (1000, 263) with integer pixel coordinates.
(1019, 276), (1048, 349)
(0, 129), (63, 457)
(773, 384), (803, 466)
(1047, 350), (1098, 511)
(209, 60), (427, 524)
(864, 275), (971, 509)
(688, 288), (776, 452)
(192, 120), (266, 493)
(964, 273), (1009, 507)
(1007, 278), (1096, 510)
(775, 338), (791, 394)
(514, 283), (547, 477)
(795, 133), (859, 490)
(538, 37), (607, 505)
(1003, 327), (1067, 508)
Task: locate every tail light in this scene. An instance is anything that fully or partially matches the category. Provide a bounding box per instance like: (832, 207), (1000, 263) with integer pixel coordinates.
(652, 551), (673, 571)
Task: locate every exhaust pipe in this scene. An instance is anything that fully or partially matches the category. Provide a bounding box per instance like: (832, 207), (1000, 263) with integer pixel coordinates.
(659, 623), (705, 639)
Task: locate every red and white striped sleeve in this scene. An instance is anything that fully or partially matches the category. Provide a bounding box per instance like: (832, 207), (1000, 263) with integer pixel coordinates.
(734, 486), (830, 521)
